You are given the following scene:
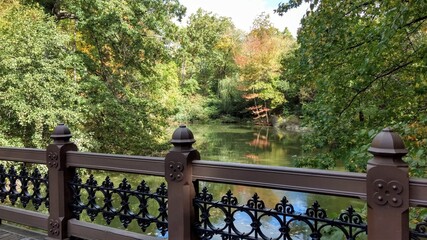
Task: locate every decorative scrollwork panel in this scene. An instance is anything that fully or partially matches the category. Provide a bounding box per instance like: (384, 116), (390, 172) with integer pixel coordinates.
(411, 217), (427, 240)
(0, 163), (49, 210)
(194, 187), (367, 240)
(69, 173), (168, 236)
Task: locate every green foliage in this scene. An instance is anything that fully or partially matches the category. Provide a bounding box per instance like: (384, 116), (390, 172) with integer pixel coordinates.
(218, 76), (245, 115)
(293, 153), (335, 170)
(56, 0), (184, 154)
(174, 95), (218, 123)
(181, 78), (200, 95)
(178, 9), (241, 96)
(0, 0), (187, 155)
(173, 10), (300, 123)
(0, 1), (84, 148)
(276, 0), (316, 15)
(174, 9), (252, 122)
(281, 0), (427, 174)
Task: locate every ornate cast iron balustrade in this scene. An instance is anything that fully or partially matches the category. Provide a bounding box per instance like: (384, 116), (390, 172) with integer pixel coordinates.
(194, 187), (367, 240)
(68, 172), (168, 236)
(411, 218), (427, 240)
(2, 126), (427, 240)
(0, 163), (49, 210)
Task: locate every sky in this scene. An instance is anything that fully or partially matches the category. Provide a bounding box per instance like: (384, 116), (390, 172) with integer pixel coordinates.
(178, 0), (310, 37)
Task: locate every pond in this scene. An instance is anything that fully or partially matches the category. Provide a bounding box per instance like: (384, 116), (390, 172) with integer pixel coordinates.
(186, 124), (366, 239)
(189, 124), (302, 166)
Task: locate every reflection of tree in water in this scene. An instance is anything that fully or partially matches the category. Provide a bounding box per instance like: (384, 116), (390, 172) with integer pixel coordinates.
(189, 124), (302, 166)
(247, 127), (271, 151)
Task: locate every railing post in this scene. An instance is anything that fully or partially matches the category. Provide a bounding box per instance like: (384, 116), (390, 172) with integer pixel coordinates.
(46, 124), (78, 239)
(367, 128), (409, 240)
(165, 125), (200, 240)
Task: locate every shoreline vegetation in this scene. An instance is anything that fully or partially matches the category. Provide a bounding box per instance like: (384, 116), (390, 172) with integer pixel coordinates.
(178, 114), (305, 133)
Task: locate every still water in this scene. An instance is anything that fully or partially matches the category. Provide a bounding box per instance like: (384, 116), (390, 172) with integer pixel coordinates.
(188, 124), (366, 239)
(78, 124), (366, 239)
(190, 124), (301, 166)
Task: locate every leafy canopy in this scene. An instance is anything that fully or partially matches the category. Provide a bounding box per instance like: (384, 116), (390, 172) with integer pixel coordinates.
(0, 1), (83, 147)
(0, 0), (186, 154)
(279, 0), (427, 174)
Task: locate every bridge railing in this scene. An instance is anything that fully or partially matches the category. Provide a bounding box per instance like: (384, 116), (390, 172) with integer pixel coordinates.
(0, 124), (427, 239)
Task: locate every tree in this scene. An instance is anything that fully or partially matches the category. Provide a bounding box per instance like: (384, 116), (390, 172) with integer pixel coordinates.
(45, 0), (185, 154)
(175, 9), (245, 121)
(0, 0), (187, 154)
(278, 1), (427, 174)
(237, 13), (296, 124)
(178, 9), (241, 96)
(0, 1), (84, 148)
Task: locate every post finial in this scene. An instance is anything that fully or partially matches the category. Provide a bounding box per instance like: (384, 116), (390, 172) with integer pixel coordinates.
(50, 123), (72, 144)
(368, 128), (408, 157)
(170, 125), (196, 152)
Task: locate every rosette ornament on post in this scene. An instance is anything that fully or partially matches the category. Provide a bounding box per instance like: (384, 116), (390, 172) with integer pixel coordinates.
(367, 128), (409, 240)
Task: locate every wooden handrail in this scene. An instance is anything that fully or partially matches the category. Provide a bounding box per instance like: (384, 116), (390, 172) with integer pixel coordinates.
(0, 147), (45, 164)
(193, 160), (367, 198)
(66, 151), (165, 176)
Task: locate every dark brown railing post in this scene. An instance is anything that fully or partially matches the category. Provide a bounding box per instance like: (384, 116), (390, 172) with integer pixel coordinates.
(46, 124), (78, 239)
(367, 128), (409, 240)
(165, 125), (200, 240)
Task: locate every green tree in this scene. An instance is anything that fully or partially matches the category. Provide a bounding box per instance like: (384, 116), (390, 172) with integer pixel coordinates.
(175, 9), (245, 121)
(178, 9), (240, 96)
(0, 0), (187, 154)
(46, 0), (185, 154)
(278, 1), (427, 174)
(0, 1), (84, 148)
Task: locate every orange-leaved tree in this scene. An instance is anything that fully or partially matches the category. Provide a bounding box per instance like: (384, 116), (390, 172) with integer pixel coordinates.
(236, 13), (296, 125)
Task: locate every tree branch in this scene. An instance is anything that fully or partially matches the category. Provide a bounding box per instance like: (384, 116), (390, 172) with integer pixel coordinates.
(345, 1), (375, 16)
(403, 15), (427, 28)
(339, 60), (414, 116)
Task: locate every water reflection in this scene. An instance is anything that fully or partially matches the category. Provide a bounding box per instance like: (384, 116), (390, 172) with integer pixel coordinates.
(248, 127), (271, 150)
(190, 124), (301, 166)
(188, 124), (366, 239)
